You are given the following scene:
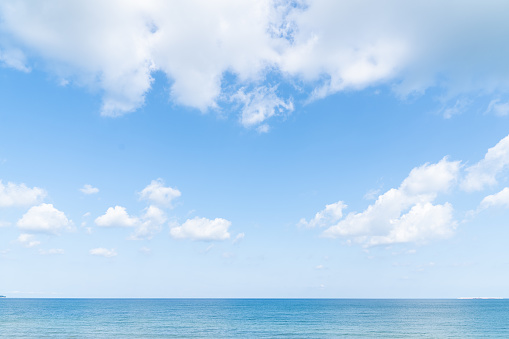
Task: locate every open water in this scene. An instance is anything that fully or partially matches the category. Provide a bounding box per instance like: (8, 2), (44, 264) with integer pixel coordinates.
(1, 299), (508, 338)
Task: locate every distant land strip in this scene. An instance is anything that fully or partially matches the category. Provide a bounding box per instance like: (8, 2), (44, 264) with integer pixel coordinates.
(457, 297), (504, 300)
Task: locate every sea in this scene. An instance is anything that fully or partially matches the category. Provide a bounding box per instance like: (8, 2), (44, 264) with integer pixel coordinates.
(1, 299), (508, 338)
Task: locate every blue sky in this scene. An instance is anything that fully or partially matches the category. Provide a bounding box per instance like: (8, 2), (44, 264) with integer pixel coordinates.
(1, 0), (509, 298)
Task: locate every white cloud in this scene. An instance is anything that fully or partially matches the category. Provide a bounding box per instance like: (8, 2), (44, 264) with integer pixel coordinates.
(17, 203), (72, 234)
(299, 201), (346, 228)
(129, 205), (166, 240)
(256, 124), (270, 134)
(2, 2), (508, 126)
(0, 180), (46, 207)
(485, 99), (509, 117)
(17, 233), (40, 248)
(0, 47), (30, 72)
(480, 187), (509, 209)
(322, 158), (460, 246)
(170, 217), (231, 241)
(365, 203), (455, 246)
(139, 179), (181, 207)
(0, 1), (158, 117)
(90, 248), (117, 257)
(290, 1), (509, 104)
(461, 134), (509, 191)
(95, 203), (168, 239)
(233, 86), (294, 127)
(279, 2), (413, 96)
(80, 184), (99, 194)
(0, 221), (11, 227)
(400, 157), (459, 195)
(95, 206), (139, 227)
(0, 0), (283, 118)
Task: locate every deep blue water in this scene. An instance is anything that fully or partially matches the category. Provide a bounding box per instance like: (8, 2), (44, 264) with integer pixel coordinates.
(1, 299), (509, 338)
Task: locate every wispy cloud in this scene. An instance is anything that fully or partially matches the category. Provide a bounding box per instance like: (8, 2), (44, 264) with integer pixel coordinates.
(17, 234), (40, 248)
(90, 248), (117, 258)
(80, 184), (99, 195)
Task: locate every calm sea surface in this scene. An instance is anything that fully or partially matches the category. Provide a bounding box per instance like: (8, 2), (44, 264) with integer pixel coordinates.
(1, 299), (508, 338)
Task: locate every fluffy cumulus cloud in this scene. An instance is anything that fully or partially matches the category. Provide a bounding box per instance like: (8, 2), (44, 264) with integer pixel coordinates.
(95, 206), (139, 227)
(320, 158), (460, 246)
(17, 203), (72, 234)
(90, 179), (235, 241)
(95, 204), (168, 239)
(129, 205), (167, 240)
(480, 187), (509, 209)
(1, 1), (509, 128)
(139, 179), (181, 207)
(170, 217), (231, 241)
(80, 184), (99, 194)
(280, 2), (408, 99)
(0, 180), (46, 207)
(93, 179), (183, 238)
(461, 135), (509, 191)
(90, 248), (117, 257)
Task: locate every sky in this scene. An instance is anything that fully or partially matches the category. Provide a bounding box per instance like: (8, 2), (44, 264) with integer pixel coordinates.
(1, 0), (509, 298)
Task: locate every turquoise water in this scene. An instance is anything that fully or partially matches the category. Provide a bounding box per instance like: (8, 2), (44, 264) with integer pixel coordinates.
(1, 299), (508, 338)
